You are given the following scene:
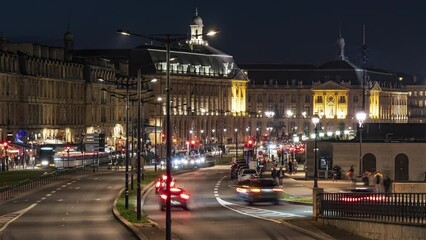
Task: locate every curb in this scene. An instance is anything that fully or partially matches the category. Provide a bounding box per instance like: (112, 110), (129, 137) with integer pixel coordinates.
(112, 188), (150, 240)
(112, 169), (197, 240)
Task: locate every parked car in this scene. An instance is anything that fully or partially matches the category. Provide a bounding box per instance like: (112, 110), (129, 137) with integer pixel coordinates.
(238, 168), (259, 182)
(236, 178), (283, 205)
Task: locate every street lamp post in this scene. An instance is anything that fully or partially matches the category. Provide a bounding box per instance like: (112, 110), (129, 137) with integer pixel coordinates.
(312, 114), (320, 188)
(235, 128), (238, 159)
(100, 78), (133, 209)
(286, 110), (294, 138)
(356, 111), (367, 176)
(118, 29), (218, 240)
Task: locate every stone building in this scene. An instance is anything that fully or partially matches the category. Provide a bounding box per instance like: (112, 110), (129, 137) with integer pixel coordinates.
(73, 9), (249, 150)
(241, 34), (409, 141)
(404, 75), (426, 123)
(0, 9), (249, 154)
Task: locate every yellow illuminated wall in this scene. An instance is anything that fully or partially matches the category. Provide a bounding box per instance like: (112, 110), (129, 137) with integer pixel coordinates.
(312, 90), (349, 119)
(231, 80), (247, 115)
(369, 90), (380, 119)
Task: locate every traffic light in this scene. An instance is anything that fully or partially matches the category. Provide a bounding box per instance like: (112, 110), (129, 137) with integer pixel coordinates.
(66, 146), (70, 153)
(161, 132), (165, 142)
(3, 142), (8, 150)
(245, 137), (255, 148)
(190, 140), (196, 148)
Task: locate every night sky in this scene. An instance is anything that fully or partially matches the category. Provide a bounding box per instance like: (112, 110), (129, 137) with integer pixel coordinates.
(1, 1), (425, 75)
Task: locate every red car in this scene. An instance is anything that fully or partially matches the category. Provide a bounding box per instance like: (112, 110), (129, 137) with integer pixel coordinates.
(158, 187), (190, 211)
(154, 174), (176, 194)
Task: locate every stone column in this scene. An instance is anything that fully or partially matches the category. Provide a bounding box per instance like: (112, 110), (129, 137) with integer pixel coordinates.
(312, 187), (324, 220)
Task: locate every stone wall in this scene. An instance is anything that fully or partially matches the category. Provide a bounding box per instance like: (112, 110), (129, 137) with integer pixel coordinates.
(319, 217), (426, 240)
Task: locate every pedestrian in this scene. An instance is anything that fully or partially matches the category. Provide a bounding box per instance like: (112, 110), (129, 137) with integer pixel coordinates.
(288, 160), (293, 175)
(373, 171), (385, 193)
(362, 171), (371, 186)
(278, 167), (285, 186)
(293, 159), (298, 174)
(346, 165), (355, 183)
(271, 167), (277, 184)
(383, 175), (392, 194)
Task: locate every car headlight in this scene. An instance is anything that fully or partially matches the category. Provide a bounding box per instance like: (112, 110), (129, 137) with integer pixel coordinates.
(41, 160), (49, 166)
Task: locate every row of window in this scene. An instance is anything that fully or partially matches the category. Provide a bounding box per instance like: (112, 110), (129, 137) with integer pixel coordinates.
(411, 91), (425, 97)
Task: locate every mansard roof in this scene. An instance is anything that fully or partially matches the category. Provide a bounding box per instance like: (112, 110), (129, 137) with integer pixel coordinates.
(242, 59), (404, 88)
(130, 44), (244, 79)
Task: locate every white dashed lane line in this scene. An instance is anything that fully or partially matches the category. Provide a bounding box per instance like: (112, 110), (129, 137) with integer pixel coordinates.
(214, 176), (303, 224)
(0, 204), (37, 232)
(0, 179), (81, 232)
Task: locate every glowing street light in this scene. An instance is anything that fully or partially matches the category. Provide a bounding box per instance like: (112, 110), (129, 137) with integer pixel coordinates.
(356, 111), (367, 176)
(117, 28), (219, 238)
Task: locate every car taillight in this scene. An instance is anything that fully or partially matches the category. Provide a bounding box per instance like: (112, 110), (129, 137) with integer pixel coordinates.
(170, 188), (181, 193)
(160, 194), (167, 200)
(273, 188), (284, 192)
(250, 188), (261, 193)
(156, 181), (161, 187)
(236, 187), (247, 193)
(180, 193), (190, 200)
(171, 181), (176, 187)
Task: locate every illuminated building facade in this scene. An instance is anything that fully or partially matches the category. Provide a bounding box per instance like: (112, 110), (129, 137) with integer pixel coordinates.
(1, 11), (423, 156)
(242, 34), (410, 140)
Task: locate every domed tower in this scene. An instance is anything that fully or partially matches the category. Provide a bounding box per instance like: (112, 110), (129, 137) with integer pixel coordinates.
(188, 8), (207, 46)
(64, 25), (74, 61)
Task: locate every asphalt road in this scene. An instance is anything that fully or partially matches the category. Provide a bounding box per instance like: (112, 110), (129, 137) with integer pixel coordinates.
(143, 165), (321, 240)
(0, 172), (137, 240)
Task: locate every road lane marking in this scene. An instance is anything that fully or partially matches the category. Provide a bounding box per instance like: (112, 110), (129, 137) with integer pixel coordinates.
(214, 176), (303, 224)
(0, 203), (37, 232)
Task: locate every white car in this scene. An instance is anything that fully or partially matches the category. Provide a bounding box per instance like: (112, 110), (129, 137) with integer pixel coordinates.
(238, 169), (259, 182)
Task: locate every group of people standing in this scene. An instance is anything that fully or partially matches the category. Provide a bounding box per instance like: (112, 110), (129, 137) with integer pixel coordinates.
(363, 170), (392, 193)
(346, 165), (392, 193)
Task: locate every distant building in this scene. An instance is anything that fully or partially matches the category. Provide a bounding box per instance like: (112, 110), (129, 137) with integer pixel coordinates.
(242, 33), (409, 141)
(404, 75), (426, 123)
(0, 9), (249, 153)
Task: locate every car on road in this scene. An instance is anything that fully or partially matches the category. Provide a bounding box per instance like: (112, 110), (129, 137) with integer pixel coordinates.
(154, 174), (176, 194)
(158, 187), (190, 211)
(236, 178), (283, 205)
(237, 168), (259, 182)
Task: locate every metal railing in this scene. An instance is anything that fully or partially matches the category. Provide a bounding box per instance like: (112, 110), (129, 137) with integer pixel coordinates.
(0, 165), (124, 200)
(0, 170), (74, 200)
(320, 192), (426, 225)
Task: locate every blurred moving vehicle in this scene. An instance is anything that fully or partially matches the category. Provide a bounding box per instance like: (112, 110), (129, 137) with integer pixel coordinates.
(236, 178), (283, 205)
(238, 168), (259, 182)
(158, 187), (190, 211)
(154, 174), (176, 194)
